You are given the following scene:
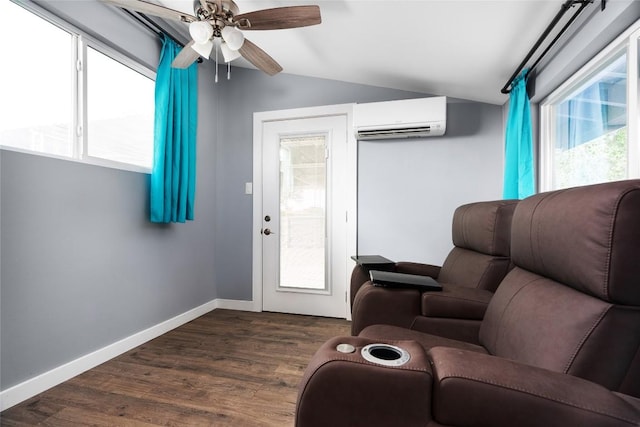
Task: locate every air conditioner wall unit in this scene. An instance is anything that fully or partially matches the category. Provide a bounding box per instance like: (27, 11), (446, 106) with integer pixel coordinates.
(354, 96), (447, 140)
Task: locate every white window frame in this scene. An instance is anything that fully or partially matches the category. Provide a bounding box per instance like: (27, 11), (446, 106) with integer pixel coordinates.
(540, 19), (640, 192)
(0, 1), (156, 174)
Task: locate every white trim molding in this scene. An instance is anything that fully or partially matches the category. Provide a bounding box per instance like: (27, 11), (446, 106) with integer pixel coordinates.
(214, 298), (259, 312)
(0, 299), (254, 411)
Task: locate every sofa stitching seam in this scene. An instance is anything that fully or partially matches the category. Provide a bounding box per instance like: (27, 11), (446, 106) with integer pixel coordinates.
(426, 295), (488, 303)
(490, 205), (499, 256)
(439, 375), (638, 424)
(316, 356), (431, 373)
(488, 275), (542, 350)
(603, 188), (632, 300)
(562, 305), (611, 374)
(462, 205), (470, 250)
(533, 191), (564, 274)
(474, 260), (493, 289)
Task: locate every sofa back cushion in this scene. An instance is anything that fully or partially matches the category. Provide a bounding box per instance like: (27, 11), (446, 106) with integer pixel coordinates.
(450, 200), (518, 257)
(438, 200), (517, 291)
(480, 180), (640, 396)
(510, 180), (640, 305)
(480, 267), (640, 395)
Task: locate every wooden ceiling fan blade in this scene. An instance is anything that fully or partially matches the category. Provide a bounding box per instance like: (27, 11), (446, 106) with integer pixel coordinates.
(239, 39), (283, 76)
(235, 5), (321, 30)
(172, 41), (201, 68)
(101, 0), (196, 23)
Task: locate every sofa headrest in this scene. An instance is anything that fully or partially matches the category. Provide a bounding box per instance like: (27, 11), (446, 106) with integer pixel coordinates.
(451, 200), (519, 257)
(511, 180), (640, 305)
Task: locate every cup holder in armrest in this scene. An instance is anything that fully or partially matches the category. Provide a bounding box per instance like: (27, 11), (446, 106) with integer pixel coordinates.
(361, 343), (411, 367)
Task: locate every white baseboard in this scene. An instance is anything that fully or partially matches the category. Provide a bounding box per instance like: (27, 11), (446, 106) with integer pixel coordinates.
(214, 298), (260, 312)
(0, 298), (257, 411)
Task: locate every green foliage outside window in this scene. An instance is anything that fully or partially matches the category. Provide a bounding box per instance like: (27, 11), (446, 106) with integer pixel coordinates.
(554, 127), (627, 189)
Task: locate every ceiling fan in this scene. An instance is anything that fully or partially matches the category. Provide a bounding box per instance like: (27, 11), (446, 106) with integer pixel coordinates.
(102, 0), (321, 75)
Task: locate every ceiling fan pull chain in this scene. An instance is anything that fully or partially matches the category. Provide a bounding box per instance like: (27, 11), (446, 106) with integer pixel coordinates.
(215, 43), (219, 83)
(227, 61), (231, 80)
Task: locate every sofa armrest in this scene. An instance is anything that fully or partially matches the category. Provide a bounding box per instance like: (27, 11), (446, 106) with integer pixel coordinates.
(395, 262), (442, 278)
(350, 264), (371, 307)
(296, 336), (433, 427)
(351, 262), (441, 308)
(350, 261), (400, 307)
(351, 282), (420, 335)
(428, 346), (640, 427)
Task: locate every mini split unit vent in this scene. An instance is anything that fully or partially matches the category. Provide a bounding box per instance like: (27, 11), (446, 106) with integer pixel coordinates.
(354, 96), (447, 140)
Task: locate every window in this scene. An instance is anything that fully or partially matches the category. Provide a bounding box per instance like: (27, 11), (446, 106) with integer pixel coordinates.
(541, 20), (640, 191)
(0, 2), (74, 157)
(0, 1), (155, 172)
(86, 47), (154, 167)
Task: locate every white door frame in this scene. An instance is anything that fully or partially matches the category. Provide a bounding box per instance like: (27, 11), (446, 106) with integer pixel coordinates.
(252, 103), (357, 319)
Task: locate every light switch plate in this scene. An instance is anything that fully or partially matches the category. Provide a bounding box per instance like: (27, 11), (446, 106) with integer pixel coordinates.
(245, 182), (253, 195)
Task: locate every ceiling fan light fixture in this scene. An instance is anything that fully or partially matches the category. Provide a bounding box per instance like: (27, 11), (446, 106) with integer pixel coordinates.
(221, 42), (242, 62)
(189, 20), (214, 44)
(221, 26), (245, 50)
(190, 39), (214, 59)
(105, 0), (321, 75)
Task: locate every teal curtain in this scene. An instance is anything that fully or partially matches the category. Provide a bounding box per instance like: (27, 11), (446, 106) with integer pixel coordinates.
(503, 70), (535, 199)
(150, 35), (198, 223)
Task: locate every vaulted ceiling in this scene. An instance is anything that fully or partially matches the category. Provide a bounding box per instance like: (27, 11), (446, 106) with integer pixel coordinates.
(156, 0), (565, 105)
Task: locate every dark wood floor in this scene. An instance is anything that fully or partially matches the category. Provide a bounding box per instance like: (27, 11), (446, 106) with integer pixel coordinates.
(1, 309), (351, 426)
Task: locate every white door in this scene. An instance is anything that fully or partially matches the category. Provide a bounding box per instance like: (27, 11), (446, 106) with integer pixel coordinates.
(253, 106), (356, 318)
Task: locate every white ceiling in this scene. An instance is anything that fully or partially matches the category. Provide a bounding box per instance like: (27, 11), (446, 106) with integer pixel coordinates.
(156, 0), (565, 105)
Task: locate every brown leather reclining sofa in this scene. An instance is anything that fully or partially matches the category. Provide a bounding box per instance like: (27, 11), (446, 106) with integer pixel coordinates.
(351, 199), (518, 342)
(297, 180), (640, 427)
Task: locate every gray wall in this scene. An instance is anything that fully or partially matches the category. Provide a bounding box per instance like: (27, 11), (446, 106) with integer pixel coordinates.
(358, 101), (504, 264)
(214, 68), (504, 300)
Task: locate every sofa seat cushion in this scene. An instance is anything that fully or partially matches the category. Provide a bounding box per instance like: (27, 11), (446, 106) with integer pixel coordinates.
(422, 284), (493, 320)
(428, 346), (640, 427)
(359, 324), (489, 354)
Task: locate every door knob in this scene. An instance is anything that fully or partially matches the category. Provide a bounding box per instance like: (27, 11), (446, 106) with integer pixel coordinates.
(263, 228), (272, 235)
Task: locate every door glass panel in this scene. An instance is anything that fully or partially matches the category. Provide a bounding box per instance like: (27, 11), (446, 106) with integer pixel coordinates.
(279, 135), (326, 290)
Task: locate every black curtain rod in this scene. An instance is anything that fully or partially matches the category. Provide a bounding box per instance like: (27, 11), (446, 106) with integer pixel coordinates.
(501, 0), (595, 94)
(123, 8), (186, 49)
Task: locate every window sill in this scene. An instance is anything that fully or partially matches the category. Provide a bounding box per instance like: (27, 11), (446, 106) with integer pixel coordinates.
(0, 145), (152, 175)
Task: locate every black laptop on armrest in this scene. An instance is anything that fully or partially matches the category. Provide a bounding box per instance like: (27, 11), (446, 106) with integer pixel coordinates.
(369, 270), (442, 292)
